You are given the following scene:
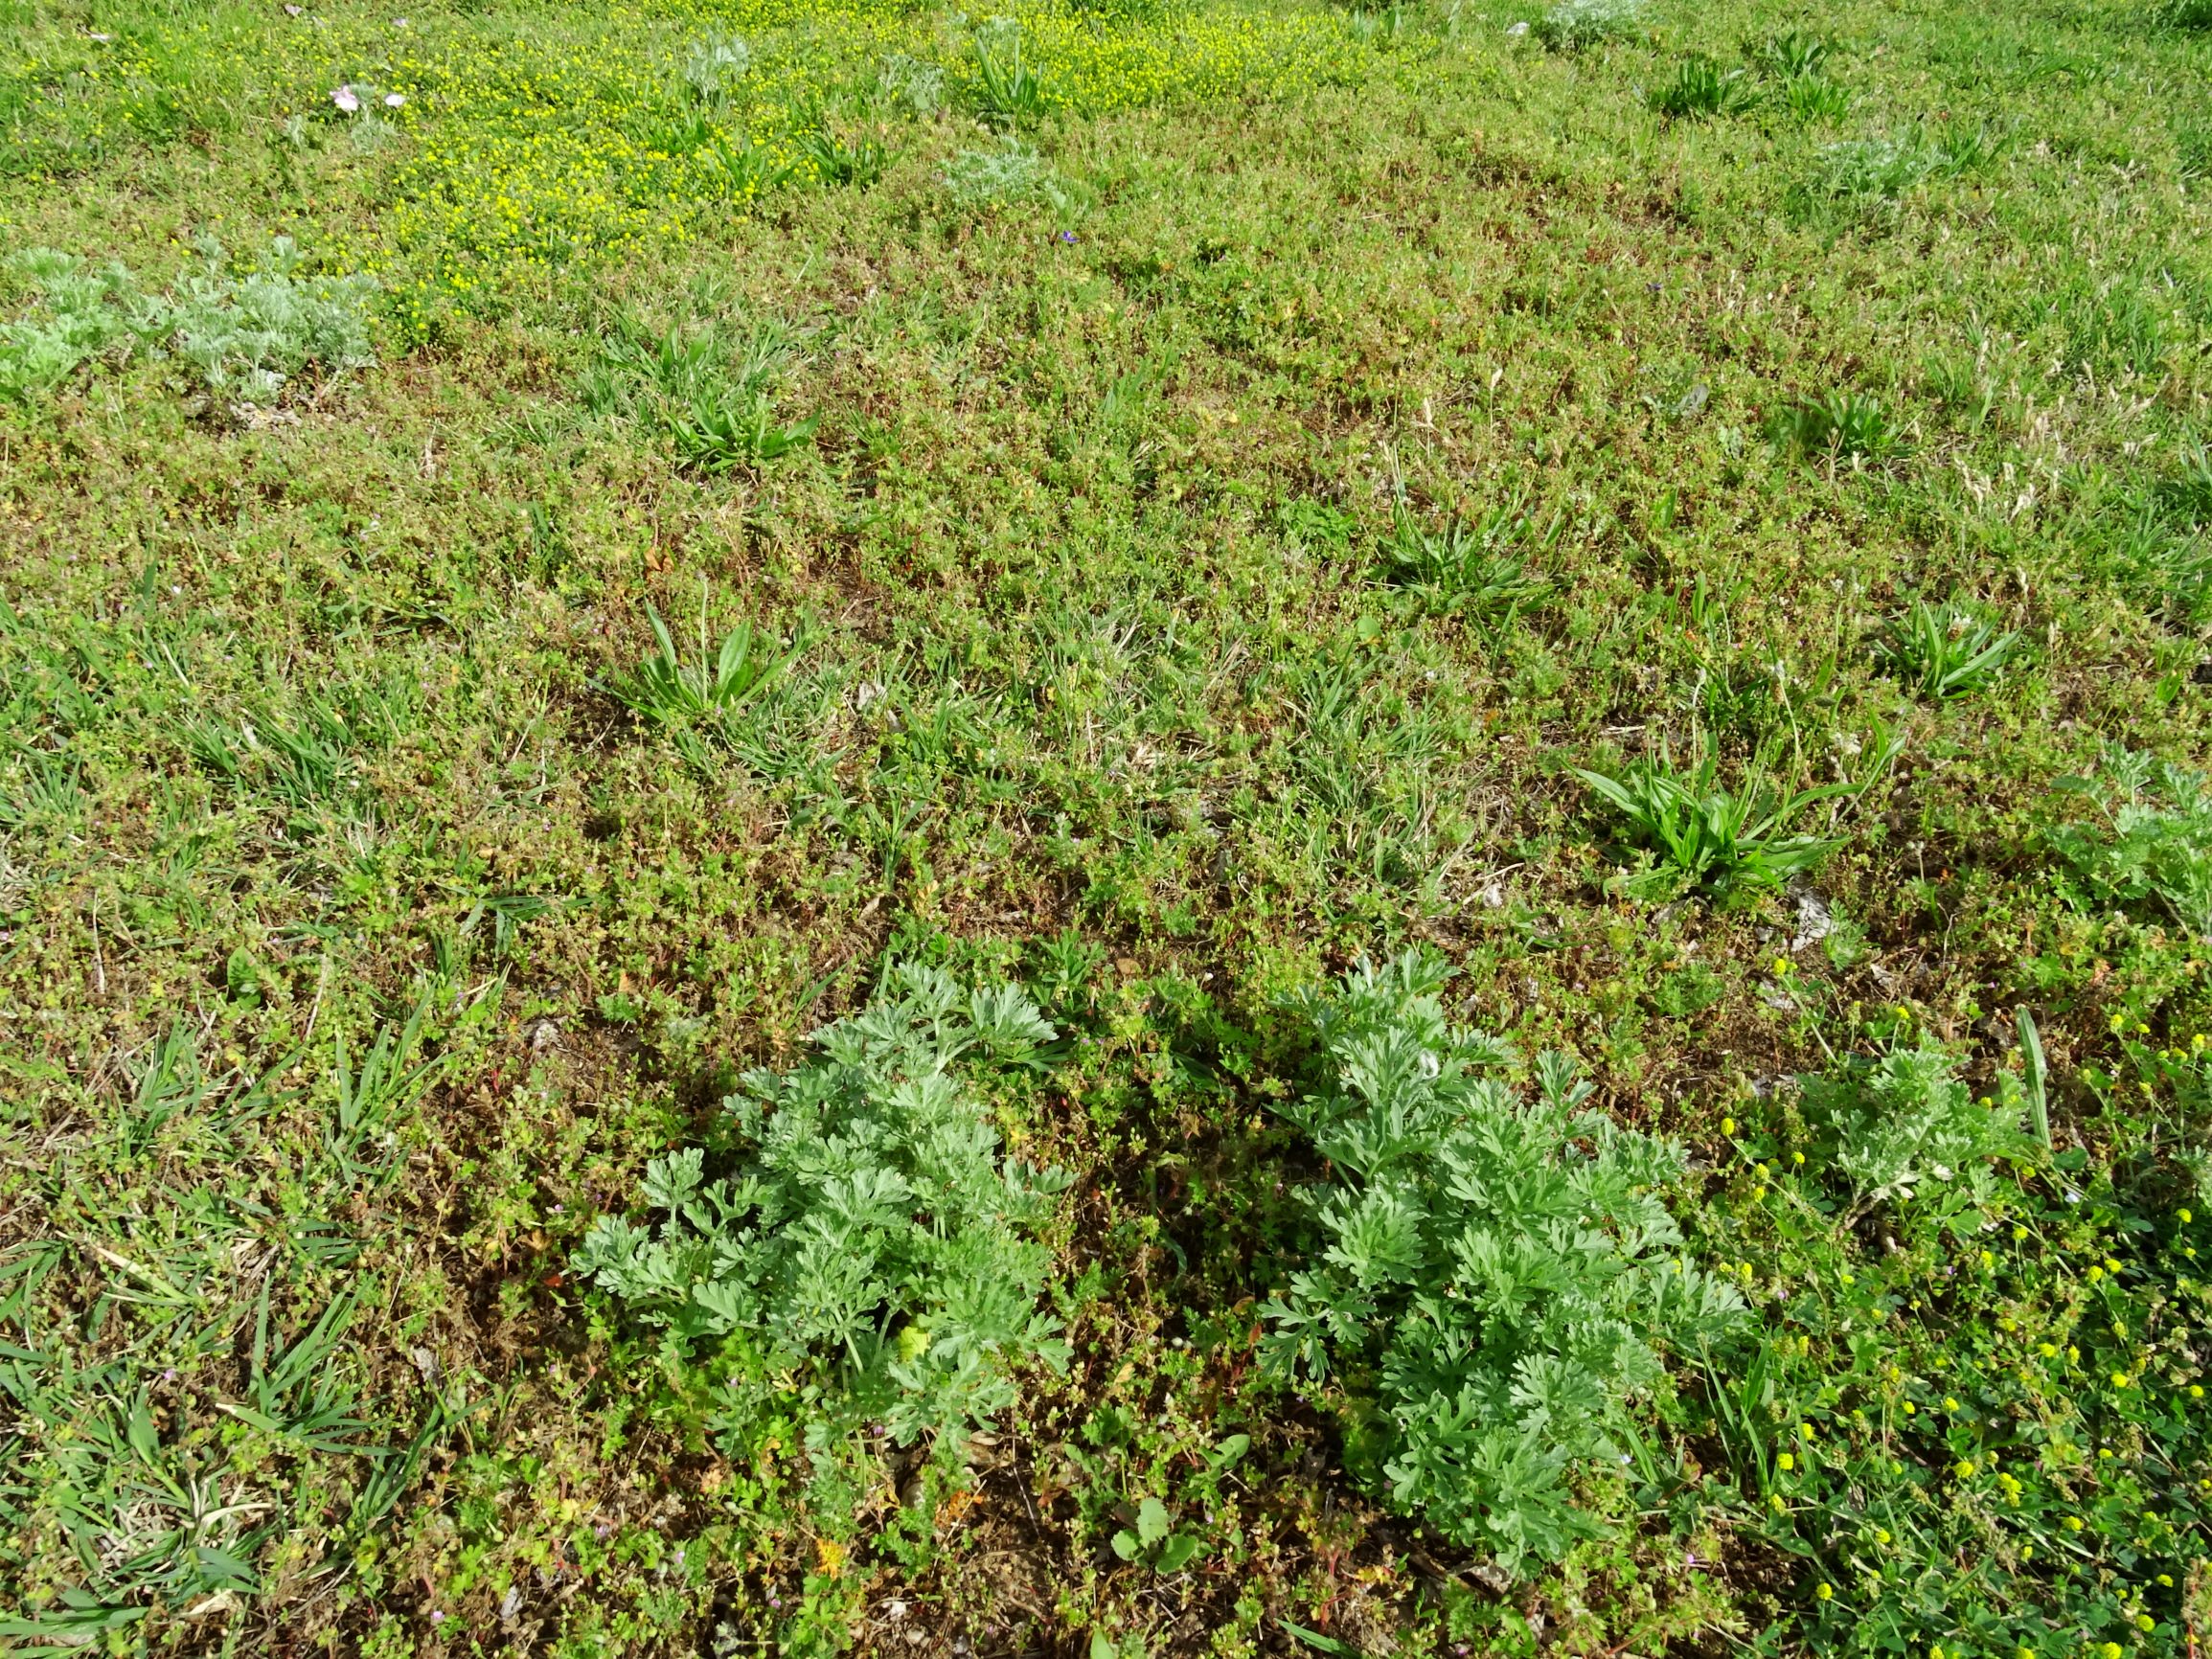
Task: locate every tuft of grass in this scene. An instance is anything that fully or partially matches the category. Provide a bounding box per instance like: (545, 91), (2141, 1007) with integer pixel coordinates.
(585, 312), (817, 472)
(2178, 119), (2212, 178)
(796, 125), (889, 188)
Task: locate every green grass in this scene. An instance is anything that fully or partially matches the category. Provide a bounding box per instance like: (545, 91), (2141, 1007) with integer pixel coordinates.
(3, 0), (2211, 1651)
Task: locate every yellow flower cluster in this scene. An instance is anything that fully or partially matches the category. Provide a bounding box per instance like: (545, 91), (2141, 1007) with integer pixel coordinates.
(351, 0), (1373, 329)
(11, 0), (1375, 334)
(1005, 3), (1371, 114)
(4, 34), (171, 174)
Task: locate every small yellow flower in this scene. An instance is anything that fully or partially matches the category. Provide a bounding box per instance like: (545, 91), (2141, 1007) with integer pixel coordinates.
(1954, 1460), (1975, 1478)
(1943, 1397), (1960, 1411)
(1814, 1581), (1833, 1601)
(1722, 1116), (1736, 1135)
(1778, 1452), (1795, 1470)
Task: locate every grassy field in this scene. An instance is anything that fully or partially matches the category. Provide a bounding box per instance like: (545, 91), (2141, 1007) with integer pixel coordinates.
(4, 0), (2212, 1651)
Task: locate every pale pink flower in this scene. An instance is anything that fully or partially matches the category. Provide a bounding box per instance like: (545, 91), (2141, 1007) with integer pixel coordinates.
(331, 84), (359, 112)
(384, 91), (403, 107)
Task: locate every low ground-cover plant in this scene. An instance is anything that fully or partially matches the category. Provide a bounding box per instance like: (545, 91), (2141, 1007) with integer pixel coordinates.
(576, 967), (1073, 1446)
(2051, 746), (2212, 941)
(1534, 0), (1646, 50)
(0, 238), (374, 409)
(1262, 952), (1748, 1573)
(944, 135), (1074, 213)
(1690, 1036), (2211, 1658)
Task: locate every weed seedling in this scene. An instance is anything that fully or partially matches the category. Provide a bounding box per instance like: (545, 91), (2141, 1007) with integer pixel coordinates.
(1649, 57), (1759, 120)
(797, 125), (889, 187)
(1379, 501), (1551, 625)
(1778, 74), (1849, 121)
(1767, 391), (1904, 463)
(1575, 741), (1859, 899)
(1757, 30), (1829, 79)
(605, 587), (797, 733)
(973, 26), (1047, 128)
(1110, 1497), (1203, 1573)
(1877, 599), (2019, 699)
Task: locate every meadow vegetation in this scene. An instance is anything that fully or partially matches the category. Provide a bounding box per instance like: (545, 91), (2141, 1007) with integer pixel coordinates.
(2, 0), (2211, 1652)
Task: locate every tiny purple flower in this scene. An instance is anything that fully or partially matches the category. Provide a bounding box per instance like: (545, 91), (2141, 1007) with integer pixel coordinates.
(1058, 230), (1077, 243)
